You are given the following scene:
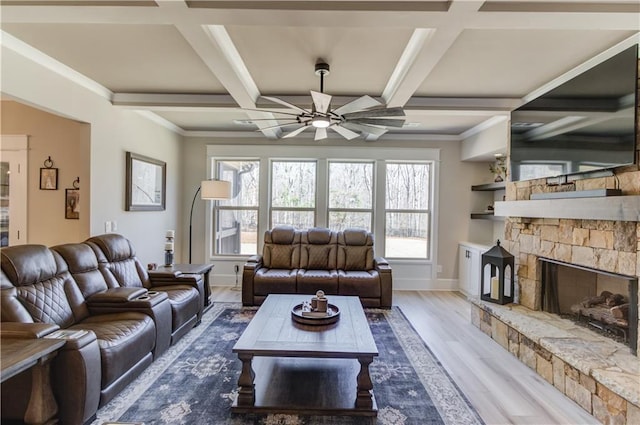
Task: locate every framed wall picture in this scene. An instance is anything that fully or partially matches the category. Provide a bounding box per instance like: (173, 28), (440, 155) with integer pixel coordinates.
(125, 152), (166, 211)
(40, 167), (58, 190)
(65, 188), (80, 219)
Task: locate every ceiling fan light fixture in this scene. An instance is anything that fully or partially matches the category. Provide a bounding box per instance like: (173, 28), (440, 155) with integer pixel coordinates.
(311, 116), (331, 128)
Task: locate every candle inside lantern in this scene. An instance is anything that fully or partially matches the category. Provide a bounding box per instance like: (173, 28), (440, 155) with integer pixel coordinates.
(490, 276), (499, 299)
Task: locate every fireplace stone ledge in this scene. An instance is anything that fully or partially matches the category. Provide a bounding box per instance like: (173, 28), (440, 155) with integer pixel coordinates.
(469, 297), (639, 413)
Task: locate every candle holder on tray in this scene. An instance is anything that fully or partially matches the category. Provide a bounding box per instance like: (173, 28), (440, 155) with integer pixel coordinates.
(291, 290), (340, 325)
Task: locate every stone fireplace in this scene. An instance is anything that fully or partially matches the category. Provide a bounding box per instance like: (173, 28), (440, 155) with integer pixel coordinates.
(468, 57), (640, 423)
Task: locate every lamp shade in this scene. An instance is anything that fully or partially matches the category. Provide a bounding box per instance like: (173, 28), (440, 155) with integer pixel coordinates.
(200, 179), (232, 200)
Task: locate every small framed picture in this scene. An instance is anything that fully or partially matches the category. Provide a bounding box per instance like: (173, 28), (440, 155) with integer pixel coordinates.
(40, 168), (58, 190)
(65, 189), (80, 219)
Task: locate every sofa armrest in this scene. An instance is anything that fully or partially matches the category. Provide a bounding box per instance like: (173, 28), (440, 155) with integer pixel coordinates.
(87, 287), (147, 303)
(242, 255), (263, 306)
(374, 257), (393, 308)
(0, 322), (60, 339)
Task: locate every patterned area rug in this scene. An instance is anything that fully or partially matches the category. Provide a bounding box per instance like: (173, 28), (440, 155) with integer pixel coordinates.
(92, 303), (483, 425)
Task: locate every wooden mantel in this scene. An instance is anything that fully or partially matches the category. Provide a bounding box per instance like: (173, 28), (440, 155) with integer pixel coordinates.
(494, 195), (640, 221)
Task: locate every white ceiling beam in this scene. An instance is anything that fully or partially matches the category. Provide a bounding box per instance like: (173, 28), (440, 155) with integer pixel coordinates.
(111, 92), (518, 113)
(154, 2), (280, 139)
(384, 0), (484, 107)
(2, 3), (638, 31)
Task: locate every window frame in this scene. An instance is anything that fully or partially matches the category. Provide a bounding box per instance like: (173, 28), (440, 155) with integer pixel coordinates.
(326, 160), (375, 232)
(206, 145), (439, 275)
(269, 159), (318, 229)
(383, 161), (432, 260)
(212, 159), (261, 256)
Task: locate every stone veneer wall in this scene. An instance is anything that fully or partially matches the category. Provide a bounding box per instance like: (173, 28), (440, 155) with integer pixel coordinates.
(479, 58), (640, 424)
(470, 304), (640, 425)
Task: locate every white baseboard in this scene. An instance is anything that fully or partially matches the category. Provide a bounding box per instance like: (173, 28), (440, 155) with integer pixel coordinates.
(212, 275), (459, 291)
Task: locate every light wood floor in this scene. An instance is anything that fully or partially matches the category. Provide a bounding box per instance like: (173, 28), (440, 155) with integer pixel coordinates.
(211, 287), (599, 425)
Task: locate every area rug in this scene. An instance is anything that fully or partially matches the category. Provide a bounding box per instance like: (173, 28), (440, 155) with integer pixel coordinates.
(92, 303), (483, 425)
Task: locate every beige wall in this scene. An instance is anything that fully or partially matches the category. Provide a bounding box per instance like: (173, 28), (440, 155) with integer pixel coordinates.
(1, 45), (183, 264)
(1, 100), (90, 246)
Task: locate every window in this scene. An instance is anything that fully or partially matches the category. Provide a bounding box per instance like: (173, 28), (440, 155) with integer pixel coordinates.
(385, 162), (430, 259)
(328, 161), (374, 231)
(214, 160), (259, 255)
(270, 160), (316, 229)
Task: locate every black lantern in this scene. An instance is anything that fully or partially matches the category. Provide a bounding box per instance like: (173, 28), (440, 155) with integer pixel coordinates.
(481, 240), (515, 304)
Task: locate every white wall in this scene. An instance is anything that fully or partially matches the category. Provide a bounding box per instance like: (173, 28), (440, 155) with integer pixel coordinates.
(1, 45), (183, 264)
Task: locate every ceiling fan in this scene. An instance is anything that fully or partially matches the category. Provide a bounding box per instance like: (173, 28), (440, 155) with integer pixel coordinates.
(248, 60), (406, 141)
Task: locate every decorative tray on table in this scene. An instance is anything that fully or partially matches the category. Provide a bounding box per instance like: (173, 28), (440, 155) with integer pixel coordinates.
(291, 303), (340, 326)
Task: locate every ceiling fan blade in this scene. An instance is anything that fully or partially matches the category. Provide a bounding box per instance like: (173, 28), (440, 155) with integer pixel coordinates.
(255, 121), (302, 131)
(282, 125), (310, 139)
(342, 122), (388, 137)
(262, 96), (310, 114)
(242, 107), (303, 117)
(314, 127), (328, 141)
(330, 124), (360, 140)
(310, 90), (332, 114)
(342, 107), (405, 120)
(333, 95), (382, 115)
(347, 117), (406, 128)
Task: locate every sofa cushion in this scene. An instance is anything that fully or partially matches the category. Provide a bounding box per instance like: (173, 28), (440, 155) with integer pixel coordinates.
(53, 243), (111, 298)
(307, 227), (332, 244)
(254, 269), (297, 295)
(338, 270), (381, 298)
(70, 312), (156, 389)
(300, 228), (337, 270)
(1, 244), (62, 287)
(16, 278), (76, 328)
(269, 225), (297, 244)
(338, 229), (374, 271)
(87, 234), (136, 263)
(297, 269), (338, 295)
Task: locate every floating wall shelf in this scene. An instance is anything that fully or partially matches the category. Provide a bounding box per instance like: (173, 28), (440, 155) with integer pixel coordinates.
(494, 196), (640, 222)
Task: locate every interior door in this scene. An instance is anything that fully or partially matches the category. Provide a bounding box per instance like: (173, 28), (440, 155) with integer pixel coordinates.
(1, 135), (28, 246)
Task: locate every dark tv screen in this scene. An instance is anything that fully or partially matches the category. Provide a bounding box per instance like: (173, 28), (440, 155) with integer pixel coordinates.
(510, 44), (638, 181)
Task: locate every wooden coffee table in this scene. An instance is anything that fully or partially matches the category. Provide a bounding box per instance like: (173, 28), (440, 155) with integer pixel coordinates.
(232, 294), (378, 417)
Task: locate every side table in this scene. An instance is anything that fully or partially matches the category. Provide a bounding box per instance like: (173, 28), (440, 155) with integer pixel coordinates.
(1, 338), (65, 425)
(150, 263), (214, 308)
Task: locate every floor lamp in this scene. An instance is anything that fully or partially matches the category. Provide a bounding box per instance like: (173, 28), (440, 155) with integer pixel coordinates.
(189, 179), (232, 264)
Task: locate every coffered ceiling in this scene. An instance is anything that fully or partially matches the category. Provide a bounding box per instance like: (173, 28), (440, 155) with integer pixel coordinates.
(1, 0), (638, 143)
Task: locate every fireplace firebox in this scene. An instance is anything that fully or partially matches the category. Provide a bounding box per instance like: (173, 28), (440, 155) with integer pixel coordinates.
(540, 258), (638, 355)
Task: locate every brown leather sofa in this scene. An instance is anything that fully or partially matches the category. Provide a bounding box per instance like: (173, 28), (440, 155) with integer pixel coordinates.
(243, 226), (392, 307)
(0, 235), (205, 425)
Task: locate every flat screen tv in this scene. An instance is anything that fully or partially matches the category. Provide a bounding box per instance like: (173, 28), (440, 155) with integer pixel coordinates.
(510, 44), (638, 182)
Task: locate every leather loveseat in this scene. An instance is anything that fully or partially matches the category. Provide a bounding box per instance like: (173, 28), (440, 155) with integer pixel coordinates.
(0, 234), (205, 425)
(242, 226), (392, 307)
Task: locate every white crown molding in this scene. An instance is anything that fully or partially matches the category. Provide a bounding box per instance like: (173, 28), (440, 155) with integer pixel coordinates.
(0, 30), (113, 101)
(460, 115), (509, 140)
(134, 111), (186, 135)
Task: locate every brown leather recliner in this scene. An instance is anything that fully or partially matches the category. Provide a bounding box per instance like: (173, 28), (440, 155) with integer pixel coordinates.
(86, 234), (204, 344)
(0, 244), (157, 425)
(243, 226), (392, 307)
(52, 242), (173, 358)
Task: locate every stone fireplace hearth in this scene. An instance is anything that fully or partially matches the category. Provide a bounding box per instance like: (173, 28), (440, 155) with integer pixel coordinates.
(469, 171), (640, 424)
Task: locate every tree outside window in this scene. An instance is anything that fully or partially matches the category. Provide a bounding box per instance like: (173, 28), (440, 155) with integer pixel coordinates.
(328, 161), (373, 231)
(270, 161), (316, 229)
(385, 162), (430, 259)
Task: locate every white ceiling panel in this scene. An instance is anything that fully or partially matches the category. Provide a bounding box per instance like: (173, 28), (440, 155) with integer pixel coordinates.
(226, 25), (413, 96)
(2, 23), (226, 93)
(416, 29), (636, 98)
